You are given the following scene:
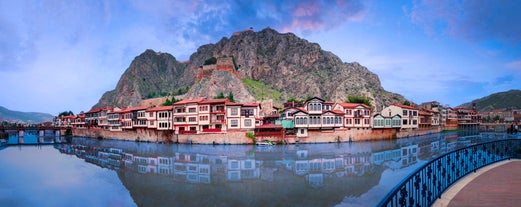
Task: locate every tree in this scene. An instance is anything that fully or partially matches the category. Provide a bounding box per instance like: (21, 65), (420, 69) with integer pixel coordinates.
(287, 98), (304, 103)
(214, 92), (225, 99)
(203, 56), (217, 65)
(59, 111), (74, 117)
(403, 100), (411, 106)
(346, 95), (372, 106)
(163, 98), (172, 106)
(227, 92), (235, 102)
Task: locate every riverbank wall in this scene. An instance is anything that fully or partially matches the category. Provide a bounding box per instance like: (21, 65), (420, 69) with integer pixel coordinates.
(73, 127), (443, 144)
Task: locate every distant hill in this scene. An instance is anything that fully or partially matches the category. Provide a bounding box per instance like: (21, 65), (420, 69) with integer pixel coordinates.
(0, 106), (54, 123)
(458, 90), (521, 112)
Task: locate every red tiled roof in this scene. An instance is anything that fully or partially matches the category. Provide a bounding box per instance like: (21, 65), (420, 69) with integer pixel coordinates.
(199, 98), (229, 104)
(330, 110), (345, 115)
(86, 107), (103, 113)
(242, 102), (260, 107)
(296, 107), (308, 113)
(172, 98), (206, 105)
(146, 105), (174, 112)
(391, 103), (417, 110)
(255, 124), (282, 129)
(338, 102), (370, 109)
(226, 102), (243, 106)
(119, 106), (149, 113)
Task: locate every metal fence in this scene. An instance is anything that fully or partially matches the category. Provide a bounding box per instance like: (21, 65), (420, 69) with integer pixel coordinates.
(378, 138), (521, 207)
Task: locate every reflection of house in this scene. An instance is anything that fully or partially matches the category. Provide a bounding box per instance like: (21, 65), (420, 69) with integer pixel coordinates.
(371, 145), (418, 169)
(306, 173), (324, 188)
(227, 159), (260, 181)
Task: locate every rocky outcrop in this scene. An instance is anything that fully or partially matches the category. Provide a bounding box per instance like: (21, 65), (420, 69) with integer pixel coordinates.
(94, 28), (407, 110)
(184, 69), (256, 103)
(93, 50), (192, 108)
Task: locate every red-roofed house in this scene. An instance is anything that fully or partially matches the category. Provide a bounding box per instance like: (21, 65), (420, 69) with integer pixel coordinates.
(173, 98), (206, 134)
(108, 107), (122, 131)
(200, 98), (228, 133)
(333, 102), (372, 128)
(381, 104), (419, 129)
(146, 105), (173, 130)
(119, 106), (149, 130)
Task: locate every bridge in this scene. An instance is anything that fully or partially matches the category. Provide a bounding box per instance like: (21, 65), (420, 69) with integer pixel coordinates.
(0, 126), (70, 137)
(0, 126), (71, 146)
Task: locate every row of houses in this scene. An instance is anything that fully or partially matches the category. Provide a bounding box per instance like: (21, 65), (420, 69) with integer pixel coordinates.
(54, 97), (480, 137)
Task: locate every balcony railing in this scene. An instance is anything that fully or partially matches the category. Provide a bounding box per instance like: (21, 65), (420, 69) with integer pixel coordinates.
(378, 138), (521, 207)
(210, 119), (225, 124)
(202, 128), (222, 133)
(179, 130), (197, 134)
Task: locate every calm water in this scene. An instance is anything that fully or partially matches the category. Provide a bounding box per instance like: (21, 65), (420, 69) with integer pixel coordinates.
(0, 132), (511, 207)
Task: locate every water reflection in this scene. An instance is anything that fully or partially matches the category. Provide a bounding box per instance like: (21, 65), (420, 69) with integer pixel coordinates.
(48, 132), (513, 207)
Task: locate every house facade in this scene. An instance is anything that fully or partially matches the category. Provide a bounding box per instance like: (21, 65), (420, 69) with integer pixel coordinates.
(381, 104), (419, 130)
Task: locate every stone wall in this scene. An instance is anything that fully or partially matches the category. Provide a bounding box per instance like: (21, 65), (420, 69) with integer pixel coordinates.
(73, 126), (442, 144)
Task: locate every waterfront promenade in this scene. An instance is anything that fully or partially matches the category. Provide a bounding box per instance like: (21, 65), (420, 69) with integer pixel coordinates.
(434, 159), (521, 207)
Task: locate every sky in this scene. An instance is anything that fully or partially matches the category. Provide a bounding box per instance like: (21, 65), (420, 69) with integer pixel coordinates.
(1, 0), (520, 115)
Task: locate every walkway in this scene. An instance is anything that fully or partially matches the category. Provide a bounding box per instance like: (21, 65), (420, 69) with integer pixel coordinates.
(433, 159), (521, 207)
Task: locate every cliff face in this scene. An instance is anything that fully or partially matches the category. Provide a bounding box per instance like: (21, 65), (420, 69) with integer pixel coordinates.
(94, 28), (406, 109)
(93, 50), (193, 108)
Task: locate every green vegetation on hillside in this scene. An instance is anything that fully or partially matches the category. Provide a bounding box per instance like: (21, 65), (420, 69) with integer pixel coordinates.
(346, 95), (372, 106)
(0, 106), (54, 123)
(162, 97), (180, 106)
(204, 57), (217, 65)
(214, 92), (235, 102)
(460, 89), (521, 112)
(241, 78), (282, 101)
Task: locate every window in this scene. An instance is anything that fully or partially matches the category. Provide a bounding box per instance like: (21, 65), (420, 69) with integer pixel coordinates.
(403, 119), (408, 125)
(231, 108), (238, 115)
(413, 120), (417, 125)
(355, 119), (360, 125)
(301, 129), (305, 134)
(244, 119), (252, 127)
(189, 117), (196, 122)
(413, 111), (418, 116)
(199, 116), (208, 121)
(188, 107), (196, 113)
(403, 110), (408, 116)
(231, 119), (238, 127)
(241, 109), (254, 116)
(199, 106), (208, 111)
(149, 112), (154, 117)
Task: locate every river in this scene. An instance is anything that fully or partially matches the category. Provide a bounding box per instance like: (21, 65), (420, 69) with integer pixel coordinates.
(0, 132), (512, 207)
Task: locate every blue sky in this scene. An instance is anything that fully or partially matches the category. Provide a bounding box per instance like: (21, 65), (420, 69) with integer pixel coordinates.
(1, 0), (520, 115)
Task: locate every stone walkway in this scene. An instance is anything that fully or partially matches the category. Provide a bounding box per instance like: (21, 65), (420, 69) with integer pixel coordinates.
(433, 159), (521, 207)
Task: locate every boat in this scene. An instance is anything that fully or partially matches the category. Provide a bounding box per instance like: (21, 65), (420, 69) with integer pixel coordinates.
(256, 141), (274, 146)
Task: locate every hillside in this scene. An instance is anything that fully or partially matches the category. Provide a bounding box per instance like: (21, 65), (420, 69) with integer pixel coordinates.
(459, 89), (521, 112)
(93, 28), (407, 109)
(0, 106), (54, 123)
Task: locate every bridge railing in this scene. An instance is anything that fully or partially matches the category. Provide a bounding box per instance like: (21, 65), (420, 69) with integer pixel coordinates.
(378, 138), (521, 207)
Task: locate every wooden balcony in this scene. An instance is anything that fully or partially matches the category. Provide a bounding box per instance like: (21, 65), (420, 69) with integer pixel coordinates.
(202, 128), (222, 133)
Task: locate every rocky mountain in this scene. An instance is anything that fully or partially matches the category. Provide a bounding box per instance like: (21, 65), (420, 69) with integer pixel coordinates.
(458, 89), (521, 112)
(93, 50), (193, 108)
(0, 106), (54, 123)
(94, 28), (406, 109)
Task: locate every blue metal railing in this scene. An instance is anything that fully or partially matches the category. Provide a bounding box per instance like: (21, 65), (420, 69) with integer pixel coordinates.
(378, 138), (521, 207)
